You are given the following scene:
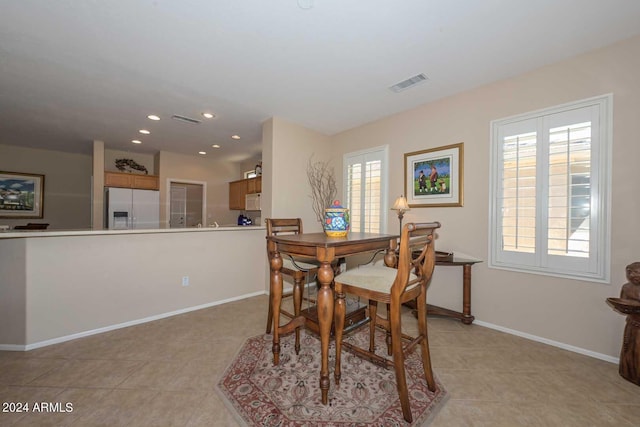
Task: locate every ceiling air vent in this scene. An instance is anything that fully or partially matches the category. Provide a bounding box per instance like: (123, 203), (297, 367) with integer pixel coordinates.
(389, 73), (429, 93)
(171, 114), (201, 125)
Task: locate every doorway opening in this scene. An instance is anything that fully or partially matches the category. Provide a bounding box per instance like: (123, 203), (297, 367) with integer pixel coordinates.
(168, 180), (206, 228)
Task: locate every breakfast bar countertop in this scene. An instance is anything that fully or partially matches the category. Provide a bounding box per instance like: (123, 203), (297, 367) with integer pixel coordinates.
(0, 225), (265, 239)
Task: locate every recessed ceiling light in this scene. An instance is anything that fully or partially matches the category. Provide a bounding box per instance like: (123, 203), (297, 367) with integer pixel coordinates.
(231, 135), (241, 140)
(147, 115), (160, 121)
(198, 151), (207, 155)
(212, 144), (221, 148)
(139, 129), (151, 135)
(202, 112), (215, 119)
(131, 140), (142, 144)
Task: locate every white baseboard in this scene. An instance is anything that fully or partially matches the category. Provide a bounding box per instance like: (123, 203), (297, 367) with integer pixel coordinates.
(473, 319), (619, 364)
(0, 290), (265, 352)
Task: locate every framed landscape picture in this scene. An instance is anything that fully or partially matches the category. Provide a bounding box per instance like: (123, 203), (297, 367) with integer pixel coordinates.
(404, 143), (464, 207)
(0, 171), (45, 218)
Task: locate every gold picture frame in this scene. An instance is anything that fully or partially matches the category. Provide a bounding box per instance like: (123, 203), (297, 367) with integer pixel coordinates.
(0, 171), (45, 218)
(404, 143), (464, 207)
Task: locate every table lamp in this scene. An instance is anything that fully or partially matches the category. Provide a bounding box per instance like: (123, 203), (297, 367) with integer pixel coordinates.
(391, 195), (410, 236)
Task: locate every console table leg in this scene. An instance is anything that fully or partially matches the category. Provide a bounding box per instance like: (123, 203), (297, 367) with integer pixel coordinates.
(461, 264), (474, 325)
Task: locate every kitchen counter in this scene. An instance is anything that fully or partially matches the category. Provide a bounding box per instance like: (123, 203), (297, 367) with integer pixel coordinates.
(0, 225), (265, 239)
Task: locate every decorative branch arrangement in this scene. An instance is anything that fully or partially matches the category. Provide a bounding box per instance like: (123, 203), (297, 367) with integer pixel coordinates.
(307, 156), (337, 224)
(115, 158), (148, 174)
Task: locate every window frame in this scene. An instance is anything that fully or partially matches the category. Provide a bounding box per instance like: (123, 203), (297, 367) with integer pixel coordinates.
(488, 94), (612, 283)
(343, 145), (389, 234)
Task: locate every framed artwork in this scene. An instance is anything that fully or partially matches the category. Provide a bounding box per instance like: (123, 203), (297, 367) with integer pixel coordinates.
(0, 171), (45, 218)
(404, 142), (464, 207)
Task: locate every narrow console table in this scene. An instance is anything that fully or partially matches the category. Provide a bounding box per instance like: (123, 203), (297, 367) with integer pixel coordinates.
(407, 252), (482, 325)
(431, 254), (482, 324)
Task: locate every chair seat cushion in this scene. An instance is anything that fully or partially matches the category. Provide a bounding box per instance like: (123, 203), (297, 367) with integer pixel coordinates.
(336, 264), (418, 294)
(283, 257), (319, 272)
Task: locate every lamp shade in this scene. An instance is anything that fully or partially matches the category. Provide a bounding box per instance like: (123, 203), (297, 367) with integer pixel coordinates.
(392, 195), (410, 212)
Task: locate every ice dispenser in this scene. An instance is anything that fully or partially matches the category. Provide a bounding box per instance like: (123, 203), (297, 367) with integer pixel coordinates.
(113, 211), (129, 229)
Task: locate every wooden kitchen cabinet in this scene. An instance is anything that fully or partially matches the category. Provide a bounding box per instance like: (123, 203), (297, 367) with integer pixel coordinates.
(104, 172), (133, 188)
(105, 171), (159, 190)
(229, 179), (248, 210)
(247, 176), (262, 194)
(132, 175), (159, 190)
(229, 176), (261, 210)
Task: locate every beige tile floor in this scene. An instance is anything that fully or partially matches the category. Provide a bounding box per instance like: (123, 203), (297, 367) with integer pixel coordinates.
(1, 295), (639, 426)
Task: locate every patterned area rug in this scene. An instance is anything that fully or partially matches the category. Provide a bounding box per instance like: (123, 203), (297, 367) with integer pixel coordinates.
(217, 328), (448, 426)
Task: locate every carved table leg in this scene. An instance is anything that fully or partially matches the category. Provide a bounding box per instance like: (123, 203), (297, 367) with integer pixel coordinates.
(270, 250), (283, 365)
(317, 260), (335, 405)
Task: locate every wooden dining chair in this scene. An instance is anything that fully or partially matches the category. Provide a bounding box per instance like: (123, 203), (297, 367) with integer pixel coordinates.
(333, 221), (441, 423)
(265, 218), (320, 353)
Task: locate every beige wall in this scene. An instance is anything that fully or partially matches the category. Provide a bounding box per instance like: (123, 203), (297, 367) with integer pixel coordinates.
(157, 151), (242, 227)
(261, 117), (336, 293)
(0, 144), (92, 230)
(92, 140), (105, 230)
(328, 35), (640, 359)
(266, 117), (335, 233)
(0, 239), (26, 345)
(261, 119), (274, 226)
(239, 156), (263, 177)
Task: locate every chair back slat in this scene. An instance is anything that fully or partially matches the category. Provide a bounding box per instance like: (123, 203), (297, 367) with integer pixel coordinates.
(266, 218), (303, 236)
(391, 222), (441, 298)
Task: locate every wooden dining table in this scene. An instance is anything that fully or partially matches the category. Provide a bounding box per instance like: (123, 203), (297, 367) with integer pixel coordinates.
(266, 231), (399, 405)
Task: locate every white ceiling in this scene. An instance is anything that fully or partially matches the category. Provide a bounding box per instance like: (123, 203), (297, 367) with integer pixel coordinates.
(1, 1), (640, 162)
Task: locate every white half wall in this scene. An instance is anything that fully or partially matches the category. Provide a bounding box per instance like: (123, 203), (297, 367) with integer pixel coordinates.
(0, 228), (266, 347)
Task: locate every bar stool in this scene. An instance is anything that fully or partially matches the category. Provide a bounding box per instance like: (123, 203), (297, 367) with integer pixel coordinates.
(265, 218), (319, 353)
(333, 222), (441, 423)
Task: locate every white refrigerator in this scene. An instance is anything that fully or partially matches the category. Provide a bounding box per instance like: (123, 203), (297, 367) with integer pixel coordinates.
(105, 187), (160, 229)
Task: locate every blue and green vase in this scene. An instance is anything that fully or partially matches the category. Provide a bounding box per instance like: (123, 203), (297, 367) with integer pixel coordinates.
(324, 200), (349, 237)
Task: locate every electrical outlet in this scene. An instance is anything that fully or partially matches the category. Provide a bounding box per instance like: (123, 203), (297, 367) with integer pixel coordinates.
(182, 276), (189, 286)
